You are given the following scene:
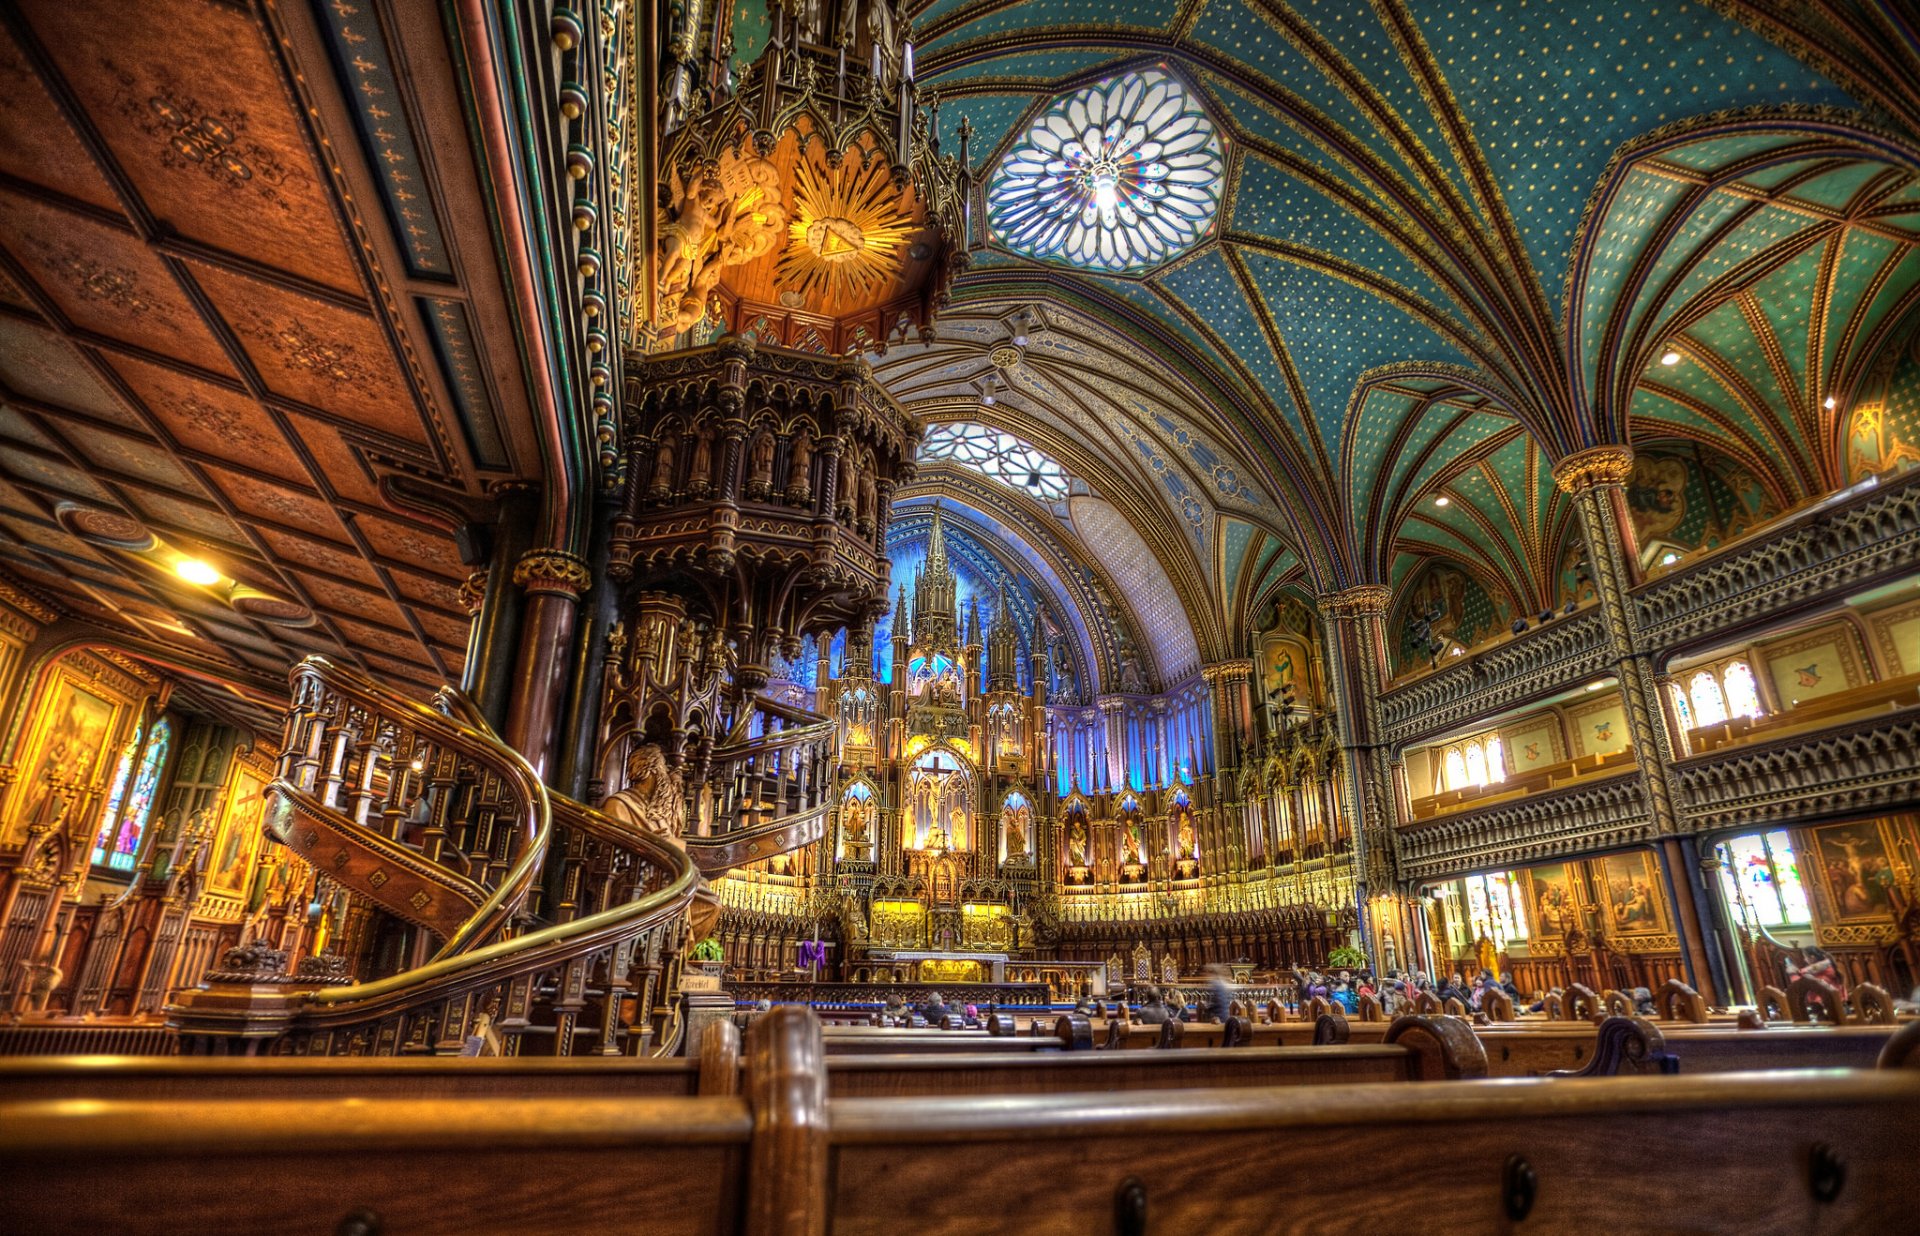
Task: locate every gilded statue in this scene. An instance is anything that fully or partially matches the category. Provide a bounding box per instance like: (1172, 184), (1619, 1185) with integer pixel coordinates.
(1004, 805), (1027, 855)
(655, 151), (789, 334)
(1068, 815), (1089, 865)
(602, 743), (720, 938)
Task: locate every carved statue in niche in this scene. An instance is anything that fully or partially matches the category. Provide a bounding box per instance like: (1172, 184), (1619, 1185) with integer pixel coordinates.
(1002, 801), (1029, 856)
(649, 433), (678, 497)
(786, 427), (813, 501)
(1068, 815), (1089, 866)
(688, 428), (714, 495)
(603, 744), (720, 938)
(857, 472), (876, 527)
(841, 797), (870, 858)
(747, 431), (776, 497)
(837, 451), (855, 518)
(1176, 809), (1196, 859)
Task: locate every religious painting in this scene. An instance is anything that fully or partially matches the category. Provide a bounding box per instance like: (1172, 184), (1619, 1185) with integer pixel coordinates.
(209, 760), (270, 897)
(1504, 721), (1560, 773)
(1260, 633), (1311, 716)
(1569, 697), (1630, 758)
(1528, 863), (1577, 938)
(1625, 453), (1689, 546)
(4, 670), (117, 844)
(1867, 602), (1920, 677)
(1396, 561), (1507, 669)
(1812, 822), (1898, 922)
(1599, 852), (1667, 936)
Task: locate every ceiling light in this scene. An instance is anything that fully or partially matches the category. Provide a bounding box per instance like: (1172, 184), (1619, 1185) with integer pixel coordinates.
(1586, 681), (1606, 692)
(981, 393), (995, 405)
(1660, 552), (1679, 565)
(1434, 496), (1450, 507)
(1012, 334), (1028, 346)
(1659, 350), (1681, 366)
(175, 558), (221, 586)
(1823, 396), (1837, 410)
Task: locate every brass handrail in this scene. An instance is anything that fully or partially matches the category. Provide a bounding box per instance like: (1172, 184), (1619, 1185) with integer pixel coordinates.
(281, 656), (551, 962)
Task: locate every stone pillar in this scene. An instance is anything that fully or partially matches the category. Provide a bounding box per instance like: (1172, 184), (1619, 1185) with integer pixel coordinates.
(502, 549), (593, 781)
(1555, 446), (1721, 1001)
(1316, 585), (1399, 942)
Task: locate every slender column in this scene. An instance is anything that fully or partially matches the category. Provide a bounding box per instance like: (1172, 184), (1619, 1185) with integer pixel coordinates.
(502, 549), (593, 780)
(1556, 446), (1724, 1002)
(463, 486), (536, 730)
(1317, 586), (1399, 956)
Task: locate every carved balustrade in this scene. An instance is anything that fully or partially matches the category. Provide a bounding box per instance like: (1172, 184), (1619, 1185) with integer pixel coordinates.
(1379, 610), (1611, 748)
(1396, 772), (1653, 884)
(1671, 705), (1920, 832)
(1635, 470), (1920, 652)
(688, 694), (839, 875)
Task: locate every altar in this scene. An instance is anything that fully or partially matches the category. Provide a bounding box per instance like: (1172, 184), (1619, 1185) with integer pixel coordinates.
(865, 949), (1009, 984)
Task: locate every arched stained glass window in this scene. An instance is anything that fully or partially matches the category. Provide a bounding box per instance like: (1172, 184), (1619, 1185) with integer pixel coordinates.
(1689, 670), (1728, 727)
(919, 423), (1069, 500)
(1669, 682), (1694, 731)
(1464, 743), (1488, 788)
(1723, 661), (1763, 719)
(1443, 749), (1468, 792)
(99, 719), (170, 871)
(91, 725), (142, 865)
(987, 68), (1225, 273)
(1484, 736), (1506, 783)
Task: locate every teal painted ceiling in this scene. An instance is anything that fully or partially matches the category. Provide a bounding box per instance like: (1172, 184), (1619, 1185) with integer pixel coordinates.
(893, 0), (1920, 649)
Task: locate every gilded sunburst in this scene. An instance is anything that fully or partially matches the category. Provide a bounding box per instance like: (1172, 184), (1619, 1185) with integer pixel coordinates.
(776, 155), (916, 309)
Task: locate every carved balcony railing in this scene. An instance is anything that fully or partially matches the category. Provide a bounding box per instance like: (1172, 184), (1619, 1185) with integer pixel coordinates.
(1672, 705), (1920, 832)
(686, 693), (838, 876)
(1396, 771), (1652, 883)
(170, 657), (697, 1057)
(1634, 470), (1920, 652)
(1379, 609), (1612, 748)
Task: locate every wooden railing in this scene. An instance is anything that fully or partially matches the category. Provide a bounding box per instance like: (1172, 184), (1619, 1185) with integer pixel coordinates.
(688, 693), (838, 875)
(168, 657), (699, 1057)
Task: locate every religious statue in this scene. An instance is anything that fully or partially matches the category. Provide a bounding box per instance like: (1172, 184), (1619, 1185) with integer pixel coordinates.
(786, 427), (813, 500)
(688, 428), (714, 495)
(1068, 815), (1089, 866)
(748, 431), (776, 494)
(1004, 805), (1028, 856)
(837, 451), (855, 518)
(655, 169), (726, 324)
(602, 743), (721, 938)
(1176, 810), (1196, 859)
(948, 803), (967, 850)
(841, 797), (870, 857)
(649, 433), (677, 496)
(857, 472), (876, 526)
(654, 151), (788, 334)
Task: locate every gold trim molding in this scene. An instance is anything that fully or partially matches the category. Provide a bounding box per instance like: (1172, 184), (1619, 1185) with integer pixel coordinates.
(1553, 445), (1635, 494)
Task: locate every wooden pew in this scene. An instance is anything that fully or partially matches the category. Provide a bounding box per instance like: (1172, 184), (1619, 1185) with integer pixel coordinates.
(6, 1007), (1918, 1234)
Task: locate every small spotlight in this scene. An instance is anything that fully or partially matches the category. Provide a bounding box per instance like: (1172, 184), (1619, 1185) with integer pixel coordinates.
(1823, 395), (1836, 410)
(1434, 496), (1450, 507)
(982, 393), (995, 405)
(175, 558), (221, 586)
(1660, 350), (1681, 366)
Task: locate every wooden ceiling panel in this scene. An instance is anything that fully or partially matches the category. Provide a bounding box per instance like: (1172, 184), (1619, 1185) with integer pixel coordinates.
(253, 525), (385, 591)
(125, 487), (249, 549)
(288, 572), (406, 630)
(106, 354), (310, 482)
(0, 314), (139, 425)
(277, 411), (390, 510)
(329, 614), (427, 663)
(0, 189), (235, 375)
(350, 511), (465, 581)
(387, 566), (467, 617)
(197, 460), (343, 536)
(16, 0), (361, 294)
(2, 449), (116, 506)
(72, 426), (202, 494)
(189, 260), (434, 453)
(0, 23), (121, 212)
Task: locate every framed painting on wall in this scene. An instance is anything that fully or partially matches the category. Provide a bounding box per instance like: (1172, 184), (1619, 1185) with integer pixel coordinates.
(1810, 821), (1898, 922)
(1599, 851), (1668, 936)
(3, 670), (118, 844)
(209, 759), (270, 897)
(1528, 863), (1577, 938)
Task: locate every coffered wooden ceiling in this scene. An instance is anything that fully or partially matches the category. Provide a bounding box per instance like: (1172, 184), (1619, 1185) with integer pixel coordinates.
(0, 0), (542, 712)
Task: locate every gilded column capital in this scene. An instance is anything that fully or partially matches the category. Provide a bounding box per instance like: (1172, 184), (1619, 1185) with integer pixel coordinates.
(458, 570), (488, 617)
(512, 549), (593, 599)
(1317, 584), (1392, 620)
(1552, 444), (1635, 494)
(1201, 658), (1255, 684)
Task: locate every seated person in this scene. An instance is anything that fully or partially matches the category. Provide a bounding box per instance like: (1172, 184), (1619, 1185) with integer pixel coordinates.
(882, 992), (907, 1026)
(1132, 986), (1170, 1025)
(920, 990), (952, 1024)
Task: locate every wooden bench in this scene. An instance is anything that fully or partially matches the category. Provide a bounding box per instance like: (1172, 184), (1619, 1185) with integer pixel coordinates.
(5, 1007), (1917, 1234)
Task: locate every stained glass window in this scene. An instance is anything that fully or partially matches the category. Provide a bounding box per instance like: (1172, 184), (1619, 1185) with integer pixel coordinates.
(1463, 743), (1488, 787)
(1690, 670), (1728, 726)
(1723, 661), (1764, 719)
(1669, 683), (1693, 730)
(91, 725), (142, 865)
(1484, 736), (1506, 783)
(1443, 749), (1468, 791)
(987, 67), (1225, 272)
(95, 718), (170, 871)
(1719, 830), (1811, 927)
(919, 423), (1068, 500)
(1462, 871), (1529, 949)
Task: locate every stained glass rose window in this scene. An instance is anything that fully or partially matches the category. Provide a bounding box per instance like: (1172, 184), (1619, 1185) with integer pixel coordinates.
(987, 68), (1225, 273)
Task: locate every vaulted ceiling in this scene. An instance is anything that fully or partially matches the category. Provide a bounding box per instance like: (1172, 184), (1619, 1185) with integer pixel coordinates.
(0, 0), (546, 721)
(899, 0), (1920, 640)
